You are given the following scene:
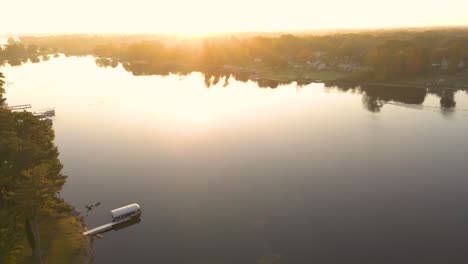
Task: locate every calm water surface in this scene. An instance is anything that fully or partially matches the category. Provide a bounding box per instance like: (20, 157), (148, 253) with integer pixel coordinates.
(3, 57), (468, 263)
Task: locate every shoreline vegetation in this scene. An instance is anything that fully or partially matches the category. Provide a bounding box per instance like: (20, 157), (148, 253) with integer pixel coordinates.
(0, 72), (88, 264)
(1, 27), (466, 91)
(0, 28), (465, 113)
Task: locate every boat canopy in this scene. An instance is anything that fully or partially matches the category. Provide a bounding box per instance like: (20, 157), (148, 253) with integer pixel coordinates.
(110, 203), (141, 219)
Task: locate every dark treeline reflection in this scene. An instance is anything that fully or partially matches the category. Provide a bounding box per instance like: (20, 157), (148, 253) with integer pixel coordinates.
(98, 58), (304, 88)
(0, 38), (58, 67)
(107, 58), (292, 89)
(331, 84), (428, 112)
(95, 58), (119, 68)
(331, 83), (462, 113)
(96, 59), (462, 113)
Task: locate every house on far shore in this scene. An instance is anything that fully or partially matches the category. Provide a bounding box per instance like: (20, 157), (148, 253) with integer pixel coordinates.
(458, 59), (468, 69)
(441, 58), (449, 71)
(313, 51), (326, 58)
(436, 58), (468, 71)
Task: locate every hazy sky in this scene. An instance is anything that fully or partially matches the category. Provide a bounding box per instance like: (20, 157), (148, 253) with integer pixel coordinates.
(2, 0), (468, 35)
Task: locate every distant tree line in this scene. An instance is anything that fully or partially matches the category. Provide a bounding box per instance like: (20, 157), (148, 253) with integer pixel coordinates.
(16, 29), (468, 81)
(0, 38), (58, 67)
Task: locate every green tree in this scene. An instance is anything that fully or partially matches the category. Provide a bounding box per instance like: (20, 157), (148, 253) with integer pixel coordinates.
(0, 72), (5, 106)
(27, 45), (39, 54)
(7, 37), (16, 45)
(0, 102), (67, 263)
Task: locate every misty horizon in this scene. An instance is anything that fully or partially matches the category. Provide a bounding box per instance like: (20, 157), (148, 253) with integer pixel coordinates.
(2, 0), (468, 35)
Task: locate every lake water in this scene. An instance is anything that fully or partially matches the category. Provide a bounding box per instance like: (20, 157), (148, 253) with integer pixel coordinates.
(3, 56), (468, 263)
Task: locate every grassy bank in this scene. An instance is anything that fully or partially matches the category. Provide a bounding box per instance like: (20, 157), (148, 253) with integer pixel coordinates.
(15, 201), (88, 264)
(388, 71), (468, 89)
(233, 64), (351, 82)
(257, 67), (350, 82)
(327, 70), (468, 91)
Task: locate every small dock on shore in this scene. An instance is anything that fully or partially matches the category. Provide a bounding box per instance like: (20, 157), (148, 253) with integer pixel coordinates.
(33, 109), (55, 119)
(82, 218), (130, 236)
(7, 104), (32, 111)
(7, 104), (55, 122)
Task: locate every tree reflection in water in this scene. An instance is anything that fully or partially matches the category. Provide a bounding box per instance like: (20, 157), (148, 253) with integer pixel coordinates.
(10, 56), (442, 115)
(332, 83), (459, 113)
(93, 59), (463, 114)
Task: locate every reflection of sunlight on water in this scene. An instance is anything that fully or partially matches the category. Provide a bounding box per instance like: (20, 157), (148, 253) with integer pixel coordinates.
(5, 57), (468, 160)
(187, 106), (212, 125)
(0, 56), (367, 154)
(5, 57), (468, 263)
(0, 57), (322, 138)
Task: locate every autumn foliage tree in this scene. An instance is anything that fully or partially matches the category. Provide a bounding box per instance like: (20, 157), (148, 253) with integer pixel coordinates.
(0, 75), (67, 263)
(0, 72), (5, 106)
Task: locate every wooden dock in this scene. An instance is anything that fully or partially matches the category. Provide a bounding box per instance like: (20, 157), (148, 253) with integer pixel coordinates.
(83, 217), (132, 236)
(8, 104), (32, 111)
(33, 109), (55, 119)
(7, 104), (55, 120)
